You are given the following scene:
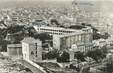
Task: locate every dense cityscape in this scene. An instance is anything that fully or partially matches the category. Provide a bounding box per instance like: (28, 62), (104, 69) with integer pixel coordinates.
(0, 0), (113, 73)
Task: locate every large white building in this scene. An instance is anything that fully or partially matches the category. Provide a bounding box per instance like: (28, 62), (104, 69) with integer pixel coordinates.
(33, 25), (93, 52)
(33, 25), (92, 35)
(21, 37), (42, 62)
(53, 28), (93, 53)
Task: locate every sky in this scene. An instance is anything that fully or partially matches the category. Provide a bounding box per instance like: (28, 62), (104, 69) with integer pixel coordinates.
(0, 0), (113, 2)
(1, 0), (68, 1)
(0, 0), (90, 1)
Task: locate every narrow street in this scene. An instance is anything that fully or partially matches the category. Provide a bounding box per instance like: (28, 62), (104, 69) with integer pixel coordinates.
(19, 60), (45, 73)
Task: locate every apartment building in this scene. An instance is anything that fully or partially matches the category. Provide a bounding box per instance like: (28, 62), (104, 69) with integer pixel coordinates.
(21, 37), (42, 62)
(33, 25), (92, 35)
(53, 29), (93, 53)
(33, 24), (93, 52)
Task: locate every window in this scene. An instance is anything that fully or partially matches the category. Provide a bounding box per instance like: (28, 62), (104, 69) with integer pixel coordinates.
(35, 43), (37, 50)
(36, 54), (37, 57)
(31, 51), (34, 55)
(79, 35), (81, 41)
(36, 51), (37, 54)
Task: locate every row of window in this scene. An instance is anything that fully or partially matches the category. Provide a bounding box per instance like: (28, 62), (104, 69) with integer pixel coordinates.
(37, 28), (75, 34)
(78, 46), (93, 52)
(61, 34), (92, 46)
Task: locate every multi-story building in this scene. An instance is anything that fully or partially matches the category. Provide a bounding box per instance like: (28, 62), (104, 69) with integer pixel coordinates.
(53, 28), (93, 53)
(7, 44), (22, 56)
(33, 24), (93, 52)
(33, 25), (92, 35)
(33, 24), (93, 51)
(21, 37), (42, 62)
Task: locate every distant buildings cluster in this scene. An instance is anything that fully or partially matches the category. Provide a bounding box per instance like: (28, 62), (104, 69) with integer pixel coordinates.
(0, 6), (77, 28)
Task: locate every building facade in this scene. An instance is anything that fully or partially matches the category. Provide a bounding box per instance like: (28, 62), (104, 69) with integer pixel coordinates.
(22, 37), (42, 62)
(33, 26), (76, 35)
(53, 28), (93, 53)
(33, 25), (92, 35)
(7, 44), (22, 56)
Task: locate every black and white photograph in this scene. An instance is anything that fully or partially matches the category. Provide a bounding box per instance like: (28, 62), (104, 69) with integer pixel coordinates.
(0, 0), (113, 73)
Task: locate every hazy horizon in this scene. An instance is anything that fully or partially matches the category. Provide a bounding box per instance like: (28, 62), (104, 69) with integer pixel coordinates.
(0, 0), (113, 2)
(0, 0), (113, 14)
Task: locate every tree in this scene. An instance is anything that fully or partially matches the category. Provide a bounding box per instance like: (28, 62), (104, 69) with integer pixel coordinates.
(27, 26), (37, 37)
(12, 34), (24, 44)
(86, 49), (106, 62)
(46, 49), (59, 59)
(7, 25), (24, 34)
(0, 40), (10, 52)
(102, 32), (110, 39)
(57, 51), (70, 63)
(34, 33), (52, 43)
(50, 19), (60, 26)
(69, 25), (85, 30)
(74, 52), (85, 62)
(101, 46), (108, 54)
